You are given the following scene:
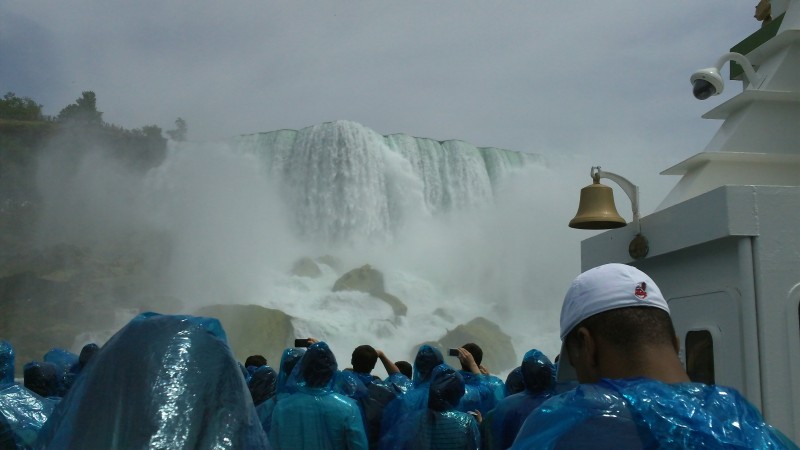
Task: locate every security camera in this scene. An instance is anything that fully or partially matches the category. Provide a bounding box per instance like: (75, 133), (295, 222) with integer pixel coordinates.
(690, 67), (724, 100)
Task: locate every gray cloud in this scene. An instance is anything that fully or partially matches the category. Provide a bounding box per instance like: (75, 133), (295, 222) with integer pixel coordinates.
(2, 1), (758, 160)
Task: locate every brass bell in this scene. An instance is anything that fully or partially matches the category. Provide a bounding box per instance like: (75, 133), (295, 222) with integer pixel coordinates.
(568, 179), (627, 229)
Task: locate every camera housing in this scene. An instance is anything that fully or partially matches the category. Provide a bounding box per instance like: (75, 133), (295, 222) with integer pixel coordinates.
(690, 68), (724, 100)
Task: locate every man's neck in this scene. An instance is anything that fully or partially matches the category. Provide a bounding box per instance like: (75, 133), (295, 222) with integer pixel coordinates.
(598, 345), (691, 384)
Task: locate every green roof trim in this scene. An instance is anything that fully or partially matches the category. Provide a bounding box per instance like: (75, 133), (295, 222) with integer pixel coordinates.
(730, 13), (785, 80)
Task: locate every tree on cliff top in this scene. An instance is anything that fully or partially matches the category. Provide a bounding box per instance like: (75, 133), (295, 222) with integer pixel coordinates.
(0, 92), (43, 121)
(58, 91), (103, 125)
(166, 117), (187, 141)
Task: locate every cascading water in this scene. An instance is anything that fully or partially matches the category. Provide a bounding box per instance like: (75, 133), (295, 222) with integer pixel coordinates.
(233, 121), (542, 244)
(35, 120), (571, 376)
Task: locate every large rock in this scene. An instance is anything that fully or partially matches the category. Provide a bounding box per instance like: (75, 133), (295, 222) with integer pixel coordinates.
(333, 264), (384, 293)
(332, 265), (407, 316)
(0, 272), (116, 376)
(316, 255), (342, 272)
(0, 241), (185, 377)
(194, 304), (295, 366)
(429, 317), (517, 373)
(290, 257), (322, 278)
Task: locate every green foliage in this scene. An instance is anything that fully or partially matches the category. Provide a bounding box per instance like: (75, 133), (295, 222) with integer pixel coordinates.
(166, 117), (187, 141)
(0, 92), (43, 121)
(140, 124), (163, 139)
(57, 91), (103, 125)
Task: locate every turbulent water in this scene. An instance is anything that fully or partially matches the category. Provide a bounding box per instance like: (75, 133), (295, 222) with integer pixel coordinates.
(37, 120), (585, 375)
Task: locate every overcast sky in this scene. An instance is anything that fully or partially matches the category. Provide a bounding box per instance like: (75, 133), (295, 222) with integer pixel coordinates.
(2, 1), (758, 150)
(1, 0), (764, 226)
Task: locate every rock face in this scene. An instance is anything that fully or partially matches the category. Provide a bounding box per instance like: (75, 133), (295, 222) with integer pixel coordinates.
(332, 265), (407, 316)
(0, 243), (180, 377)
(0, 272), (112, 376)
(290, 257), (322, 278)
(194, 304), (295, 366)
(426, 317), (517, 373)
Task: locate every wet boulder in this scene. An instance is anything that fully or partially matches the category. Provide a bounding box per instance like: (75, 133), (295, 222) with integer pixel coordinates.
(332, 265), (407, 316)
(290, 257), (322, 278)
(430, 317), (517, 373)
(194, 304), (295, 365)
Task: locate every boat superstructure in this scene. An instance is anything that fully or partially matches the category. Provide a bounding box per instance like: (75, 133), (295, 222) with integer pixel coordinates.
(578, 0), (800, 441)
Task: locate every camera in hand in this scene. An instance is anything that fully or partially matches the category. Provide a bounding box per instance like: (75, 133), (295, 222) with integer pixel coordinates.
(448, 348), (460, 357)
(294, 338), (311, 348)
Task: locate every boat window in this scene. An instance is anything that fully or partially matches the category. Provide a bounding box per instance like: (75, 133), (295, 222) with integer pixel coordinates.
(685, 330), (715, 385)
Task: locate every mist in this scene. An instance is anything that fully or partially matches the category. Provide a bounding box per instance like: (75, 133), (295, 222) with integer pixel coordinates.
(30, 122), (680, 372)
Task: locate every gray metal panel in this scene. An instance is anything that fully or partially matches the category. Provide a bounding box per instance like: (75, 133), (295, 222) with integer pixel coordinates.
(632, 237), (760, 407)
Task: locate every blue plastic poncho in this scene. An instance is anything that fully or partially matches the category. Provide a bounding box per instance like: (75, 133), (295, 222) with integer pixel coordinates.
(345, 371), (399, 450)
(269, 342), (368, 450)
(249, 365), (278, 438)
(504, 367), (524, 397)
(276, 347), (306, 396)
(457, 370), (502, 415)
(412, 346), (444, 388)
(384, 372), (413, 396)
(76, 343), (99, 371)
(511, 377), (798, 449)
(255, 397), (276, 436)
(0, 345), (57, 450)
(0, 414), (16, 449)
(0, 340), (57, 449)
(380, 364), (479, 450)
(43, 348), (78, 397)
(35, 312), (270, 450)
(255, 347), (308, 435)
(23, 362), (59, 399)
(380, 345), (445, 439)
(0, 341), (13, 389)
(333, 370), (369, 401)
(248, 365), (277, 407)
(487, 349), (555, 450)
(0, 384), (57, 449)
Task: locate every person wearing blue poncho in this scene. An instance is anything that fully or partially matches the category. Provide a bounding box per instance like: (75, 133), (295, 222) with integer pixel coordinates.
(258, 347), (307, 435)
(379, 364), (479, 450)
(347, 345), (401, 450)
(269, 341), (368, 450)
(276, 347), (307, 396)
(379, 345), (444, 440)
(452, 344), (504, 416)
(22, 362), (59, 399)
(0, 340), (58, 450)
(503, 367), (524, 397)
(249, 365), (278, 407)
(511, 264), (797, 450)
(0, 342), (14, 390)
(250, 364), (278, 439)
(486, 349), (555, 450)
(34, 312), (270, 450)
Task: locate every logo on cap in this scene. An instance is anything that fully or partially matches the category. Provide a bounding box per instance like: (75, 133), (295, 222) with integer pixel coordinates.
(634, 282), (647, 300)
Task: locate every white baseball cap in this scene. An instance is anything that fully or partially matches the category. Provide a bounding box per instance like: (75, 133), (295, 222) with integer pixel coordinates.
(556, 263), (670, 382)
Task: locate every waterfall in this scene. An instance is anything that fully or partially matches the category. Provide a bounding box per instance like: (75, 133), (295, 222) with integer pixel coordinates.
(31, 119), (565, 375)
(233, 120), (542, 243)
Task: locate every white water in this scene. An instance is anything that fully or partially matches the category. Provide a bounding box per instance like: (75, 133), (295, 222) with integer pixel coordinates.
(36, 120), (609, 377)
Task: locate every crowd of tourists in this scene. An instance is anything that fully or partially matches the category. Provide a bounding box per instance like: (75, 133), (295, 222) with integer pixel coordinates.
(1, 263), (797, 449)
